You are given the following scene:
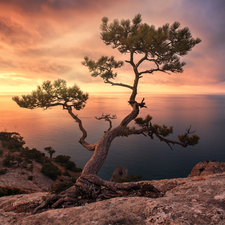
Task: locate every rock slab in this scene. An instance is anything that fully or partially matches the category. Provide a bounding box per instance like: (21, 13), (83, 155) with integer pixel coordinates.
(189, 160), (225, 177)
(1, 172), (225, 224)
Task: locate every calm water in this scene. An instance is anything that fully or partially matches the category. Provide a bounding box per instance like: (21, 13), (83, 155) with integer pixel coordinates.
(0, 93), (225, 181)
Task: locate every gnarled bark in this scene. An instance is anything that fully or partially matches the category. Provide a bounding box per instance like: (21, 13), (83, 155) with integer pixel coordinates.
(34, 174), (161, 213)
(81, 100), (140, 176)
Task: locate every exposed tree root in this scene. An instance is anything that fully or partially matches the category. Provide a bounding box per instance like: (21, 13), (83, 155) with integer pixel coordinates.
(33, 174), (161, 214)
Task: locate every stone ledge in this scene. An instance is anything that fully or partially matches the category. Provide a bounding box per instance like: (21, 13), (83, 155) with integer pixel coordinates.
(0, 172), (225, 224)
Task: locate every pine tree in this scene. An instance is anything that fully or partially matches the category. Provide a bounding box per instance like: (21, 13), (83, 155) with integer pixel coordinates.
(13, 14), (201, 211)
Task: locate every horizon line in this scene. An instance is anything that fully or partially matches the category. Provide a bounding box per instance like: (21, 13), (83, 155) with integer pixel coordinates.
(1, 91), (225, 96)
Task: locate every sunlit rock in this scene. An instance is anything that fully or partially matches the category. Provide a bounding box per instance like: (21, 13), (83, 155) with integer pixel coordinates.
(188, 160), (225, 177)
(110, 165), (128, 182)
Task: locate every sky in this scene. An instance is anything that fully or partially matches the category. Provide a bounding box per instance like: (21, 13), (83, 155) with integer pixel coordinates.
(0, 0), (225, 95)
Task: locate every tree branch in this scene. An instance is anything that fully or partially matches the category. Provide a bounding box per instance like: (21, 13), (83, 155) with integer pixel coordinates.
(119, 124), (188, 149)
(125, 51), (135, 67)
(135, 52), (148, 69)
(67, 106), (96, 151)
(139, 68), (170, 76)
(95, 114), (117, 131)
(120, 101), (140, 127)
(104, 79), (133, 90)
(152, 129), (186, 149)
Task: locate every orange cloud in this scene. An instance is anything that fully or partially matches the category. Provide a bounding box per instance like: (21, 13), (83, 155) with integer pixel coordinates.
(0, 0), (224, 94)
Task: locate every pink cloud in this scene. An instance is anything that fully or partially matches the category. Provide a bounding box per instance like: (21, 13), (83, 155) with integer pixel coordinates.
(0, 0), (224, 94)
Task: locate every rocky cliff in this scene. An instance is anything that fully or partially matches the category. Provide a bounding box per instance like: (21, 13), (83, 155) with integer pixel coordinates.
(0, 171), (225, 224)
(0, 136), (81, 193)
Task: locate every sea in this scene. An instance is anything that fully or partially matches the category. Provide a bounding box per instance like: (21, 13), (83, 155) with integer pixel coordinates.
(0, 93), (225, 181)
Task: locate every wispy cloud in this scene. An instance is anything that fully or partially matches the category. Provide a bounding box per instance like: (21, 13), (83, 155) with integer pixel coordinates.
(0, 0), (225, 94)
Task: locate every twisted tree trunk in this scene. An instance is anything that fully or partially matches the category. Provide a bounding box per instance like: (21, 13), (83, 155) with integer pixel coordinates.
(33, 101), (162, 213)
(82, 100), (139, 175)
(81, 130), (117, 175)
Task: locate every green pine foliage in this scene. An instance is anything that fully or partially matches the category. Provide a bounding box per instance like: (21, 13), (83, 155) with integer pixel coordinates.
(12, 79), (88, 110)
(82, 56), (123, 81)
(135, 114), (153, 127)
(3, 154), (15, 167)
(0, 132), (25, 151)
(135, 115), (173, 137)
(55, 155), (71, 164)
(153, 124), (173, 137)
(41, 162), (61, 180)
(178, 134), (200, 146)
(82, 14), (200, 147)
(55, 155), (82, 172)
(100, 14), (201, 67)
(63, 170), (71, 177)
(20, 148), (44, 164)
(85, 14), (202, 84)
(44, 146), (56, 158)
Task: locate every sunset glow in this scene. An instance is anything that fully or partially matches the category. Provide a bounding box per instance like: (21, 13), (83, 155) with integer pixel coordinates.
(0, 0), (225, 95)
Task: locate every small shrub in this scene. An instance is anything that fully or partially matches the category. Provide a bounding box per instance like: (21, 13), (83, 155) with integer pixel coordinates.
(3, 154), (15, 167)
(73, 167), (82, 172)
(65, 161), (82, 172)
(0, 186), (27, 197)
(54, 155), (82, 172)
(50, 180), (76, 194)
(15, 155), (23, 167)
(3, 156), (11, 167)
(41, 162), (61, 180)
(63, 170), (71, 177)
(20, 148), (44, 164)
(65, 161), (76, 171)
(45, 159), (52, 164)
(0, 169), (7, 175)
(28, 176), (33, 181)
(55, 155), (71, 164)
(0, 132), (25, 151)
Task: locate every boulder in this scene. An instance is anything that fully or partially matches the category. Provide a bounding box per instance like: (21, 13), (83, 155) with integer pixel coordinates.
(110, 165), (128, 182)
(188, 160), (225, 177)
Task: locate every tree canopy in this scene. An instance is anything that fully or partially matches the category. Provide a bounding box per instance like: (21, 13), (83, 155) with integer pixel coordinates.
(12, 79), (88, 110)
(83, 14), (201, 101)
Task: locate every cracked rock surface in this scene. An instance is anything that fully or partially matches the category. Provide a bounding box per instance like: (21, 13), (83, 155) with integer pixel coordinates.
(0, 163), (54, 192)
(0, 172), (225, 224)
